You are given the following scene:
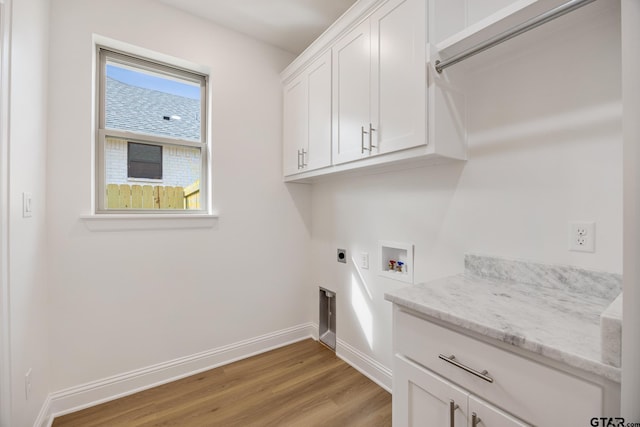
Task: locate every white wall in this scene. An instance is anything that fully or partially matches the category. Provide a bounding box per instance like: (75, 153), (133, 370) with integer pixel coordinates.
(47, 0), (311, 395)
(7, 0), (51, 425)
(621, 0), (640, 418)
(310, 2), (622, 372)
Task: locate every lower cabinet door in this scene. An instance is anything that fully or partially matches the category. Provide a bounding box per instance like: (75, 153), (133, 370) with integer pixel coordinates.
(469, 395), (531, 427)
(393, 355), (468, 427)
(394, 355), (532, 427)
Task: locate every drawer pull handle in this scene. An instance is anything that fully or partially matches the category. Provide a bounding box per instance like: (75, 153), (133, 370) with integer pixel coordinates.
(449, 400), (458, 427)
(472, 412), (482, 426)
(439, 354), (494, 383)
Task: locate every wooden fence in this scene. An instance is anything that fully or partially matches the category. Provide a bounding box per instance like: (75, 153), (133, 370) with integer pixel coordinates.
(106, 181), (200, 210)
(184, 180), (200, 210)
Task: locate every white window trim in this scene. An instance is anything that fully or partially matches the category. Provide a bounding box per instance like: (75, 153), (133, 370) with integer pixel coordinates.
(93, 40), (212, 216)
(80, 213), (219, 231)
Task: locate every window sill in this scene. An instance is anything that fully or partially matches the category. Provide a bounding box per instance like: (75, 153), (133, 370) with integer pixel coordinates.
(80, 212), (219, 231)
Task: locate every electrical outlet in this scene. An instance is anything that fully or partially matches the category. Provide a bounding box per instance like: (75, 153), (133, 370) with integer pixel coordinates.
(569, 221), (595, 252)
(360, 252), (369, 269)
(25, 369), (32, 400)
(337, 249), (346, 263)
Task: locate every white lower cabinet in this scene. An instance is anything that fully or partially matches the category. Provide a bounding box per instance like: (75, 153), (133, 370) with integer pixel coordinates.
(469, 395), (529, 427)
(392, 307), (619, 427)
(394, 354), (529, 427)
(394, 354), (467, 427)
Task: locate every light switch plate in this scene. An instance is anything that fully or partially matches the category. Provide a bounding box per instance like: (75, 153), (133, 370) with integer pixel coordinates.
(23, 192), (32, 218)
(360, 252), (369, 269)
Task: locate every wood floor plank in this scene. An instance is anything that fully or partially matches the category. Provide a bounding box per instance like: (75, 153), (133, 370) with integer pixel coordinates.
(53, 339), (391, 427)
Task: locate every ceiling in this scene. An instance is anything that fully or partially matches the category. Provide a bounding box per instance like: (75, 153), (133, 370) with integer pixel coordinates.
(158, 0), (358, 55)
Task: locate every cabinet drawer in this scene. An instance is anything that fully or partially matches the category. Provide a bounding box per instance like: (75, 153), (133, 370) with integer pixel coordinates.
(394, 308), (603, 427)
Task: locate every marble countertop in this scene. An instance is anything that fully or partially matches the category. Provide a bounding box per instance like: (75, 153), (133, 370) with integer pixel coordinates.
(384, 254), (622, 382)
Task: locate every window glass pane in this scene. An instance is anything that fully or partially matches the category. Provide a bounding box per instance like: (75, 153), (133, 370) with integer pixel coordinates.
(128, 142), (162, 179)
(105, 62), (202, 142)
(104, 136), (202, 210)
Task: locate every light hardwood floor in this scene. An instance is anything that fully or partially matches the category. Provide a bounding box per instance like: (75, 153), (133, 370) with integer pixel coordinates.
(52, 339), (392, 427)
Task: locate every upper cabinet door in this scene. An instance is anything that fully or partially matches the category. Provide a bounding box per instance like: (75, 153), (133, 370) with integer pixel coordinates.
(370, 0), (426, 155)
(332, 0), (426, 166)
(306, 50), (332, 171)
(283, 51), (332, 176)
(283, 76), (308, 176)
(332, 19), (371, 165)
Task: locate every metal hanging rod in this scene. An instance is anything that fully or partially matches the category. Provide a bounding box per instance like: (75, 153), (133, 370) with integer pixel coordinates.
(435, 0), (597, 73)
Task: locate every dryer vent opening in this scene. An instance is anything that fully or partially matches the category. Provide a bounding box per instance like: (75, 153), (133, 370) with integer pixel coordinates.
(319, 287), (336, 351)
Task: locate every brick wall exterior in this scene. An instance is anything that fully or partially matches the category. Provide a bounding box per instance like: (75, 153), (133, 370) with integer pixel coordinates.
(105, 137), (201, 187)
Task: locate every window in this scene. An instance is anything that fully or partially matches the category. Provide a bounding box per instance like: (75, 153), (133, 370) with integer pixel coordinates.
(96, 46), (208, 213)
(128, 142), (162, 180)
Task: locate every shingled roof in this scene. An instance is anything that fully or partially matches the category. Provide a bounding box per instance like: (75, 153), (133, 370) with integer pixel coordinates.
(105, 76), (201, 141)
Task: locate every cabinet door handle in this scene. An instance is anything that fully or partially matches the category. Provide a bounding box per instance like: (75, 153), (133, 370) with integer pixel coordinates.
(438, 354), (494, 383)
(301, 149), (307, 167)
(361, 126), (370, 153)
(297, 149), (301, 169)
(369, 123), (376, 151)
(472, 412), (481, 427)
(449, 400), (459, 427)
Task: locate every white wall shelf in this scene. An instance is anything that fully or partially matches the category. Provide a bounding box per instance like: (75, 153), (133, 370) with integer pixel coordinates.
(432, 0), (602, 63)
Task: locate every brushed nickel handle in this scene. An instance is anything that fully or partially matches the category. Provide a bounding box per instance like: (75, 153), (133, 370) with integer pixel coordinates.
(439, 354), (494, 383)
(369, 123), (376, 150)
(472, 412), (481, 426)
(361, 126), (369, 153)
(297, 149), (301, 169)
(449, 400), (459, 427)
(301, 149), (307, 167)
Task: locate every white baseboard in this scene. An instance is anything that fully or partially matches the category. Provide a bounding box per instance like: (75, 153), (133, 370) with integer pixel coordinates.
(336, 338), (393, 393)
(34, 394), (52, 427)
(310, 322), (319, 340)
(37, 323), (315, 427)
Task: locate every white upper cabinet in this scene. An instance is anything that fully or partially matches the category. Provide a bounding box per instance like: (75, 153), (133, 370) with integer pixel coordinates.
(370, 0), (426, 155)
(306, 52), (333, 171)
(332, 19), (371, 164)
(283, 50), (332, 177)
(282, 0), (584, 182)
(281, 0), (468, 182)
(283, 77), (307, 176)
(333, 0), (426, 165)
